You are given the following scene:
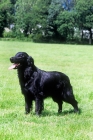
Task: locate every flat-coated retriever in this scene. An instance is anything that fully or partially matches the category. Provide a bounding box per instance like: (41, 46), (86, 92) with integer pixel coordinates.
(9, 52), (79, 115)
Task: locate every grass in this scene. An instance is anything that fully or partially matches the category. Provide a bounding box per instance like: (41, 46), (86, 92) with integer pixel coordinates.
(0, 41), (93, 140)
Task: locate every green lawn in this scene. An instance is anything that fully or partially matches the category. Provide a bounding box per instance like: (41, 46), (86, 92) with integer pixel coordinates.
(0, 41), (93, 140)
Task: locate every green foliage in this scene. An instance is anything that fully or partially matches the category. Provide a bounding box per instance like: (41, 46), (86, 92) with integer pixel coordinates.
(0, 0), (93, 44)
(46, 0), (62, 38)
(3, 30), (15, 38)
(47, 0), (62, 25)
(0, 0), (14, 37)
(14, 0), (51, 39)
(14, 0), (31, 37)
(85, 15), (93, 28)
(75, 0), (93, 44)
(55, 11), (75, 39)
(0, 0), (11, 10)
(75, 0), (93, 28)
(30, 0), (51, 36)
(30, 33), (43, 42)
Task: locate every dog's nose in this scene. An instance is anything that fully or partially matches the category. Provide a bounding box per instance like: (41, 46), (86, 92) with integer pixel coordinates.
(10, 57), (14, 62)
(10, 57), (12, 61)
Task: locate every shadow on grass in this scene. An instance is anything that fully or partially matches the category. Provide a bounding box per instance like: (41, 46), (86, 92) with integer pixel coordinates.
(39, 108), (81, 117)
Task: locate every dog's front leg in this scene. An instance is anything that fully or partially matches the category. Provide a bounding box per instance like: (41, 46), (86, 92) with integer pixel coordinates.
(52, 97), (63, 113)
(35, 97), (43, 116)
(58, 100), (63, 113)
(24, 95), (32, 114)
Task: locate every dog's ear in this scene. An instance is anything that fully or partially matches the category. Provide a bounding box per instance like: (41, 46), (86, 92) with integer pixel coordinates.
(27, 56), (34, 66)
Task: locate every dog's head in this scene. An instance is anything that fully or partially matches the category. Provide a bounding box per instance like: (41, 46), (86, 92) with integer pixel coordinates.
(9, 52), (34, 70)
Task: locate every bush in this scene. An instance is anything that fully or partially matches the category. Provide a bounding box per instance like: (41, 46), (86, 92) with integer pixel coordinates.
(30, 33), (43, 42)
(3, 30), (16, 38)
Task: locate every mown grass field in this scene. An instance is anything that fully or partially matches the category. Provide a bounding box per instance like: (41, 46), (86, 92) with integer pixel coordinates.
(0, 41), (93, 140)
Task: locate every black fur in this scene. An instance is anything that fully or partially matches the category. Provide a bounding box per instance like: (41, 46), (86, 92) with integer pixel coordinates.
(10, 52), (79, 115)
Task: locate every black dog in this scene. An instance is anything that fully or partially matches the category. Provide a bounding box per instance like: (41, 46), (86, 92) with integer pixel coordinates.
(9, 52), (79, 115)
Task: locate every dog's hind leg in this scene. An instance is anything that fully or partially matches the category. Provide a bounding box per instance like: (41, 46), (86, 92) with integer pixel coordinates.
(63, 87), (79, 113)
(65, 97), (79, 113)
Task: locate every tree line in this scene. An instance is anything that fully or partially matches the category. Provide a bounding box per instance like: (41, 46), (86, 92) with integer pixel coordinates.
(0, 0), (93, 44)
